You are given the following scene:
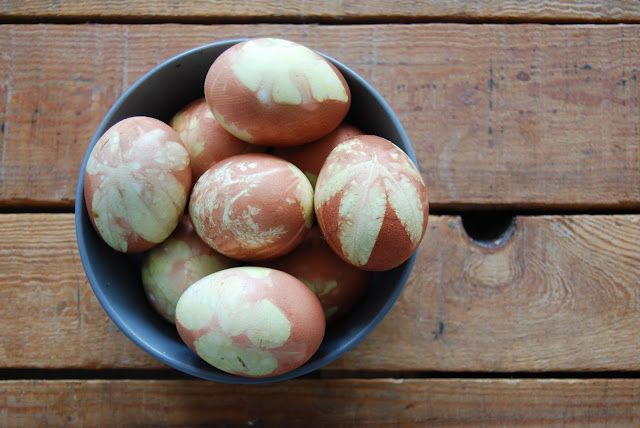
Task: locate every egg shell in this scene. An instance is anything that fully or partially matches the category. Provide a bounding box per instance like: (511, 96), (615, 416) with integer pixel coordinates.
(264, 226), (371, 322)
(169, 97), (263, 183)
(83, 116), (192, 253)
(189, 153), (315, 261)
(204, 38), (351, 146)
(175, 266), (326, 378)
(314, 135), (429, 271)
(141, 214), (237, 323)
(271, 122), (364, 187)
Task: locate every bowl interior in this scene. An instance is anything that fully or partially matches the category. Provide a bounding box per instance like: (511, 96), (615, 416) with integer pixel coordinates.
(75, 40), (417, 384)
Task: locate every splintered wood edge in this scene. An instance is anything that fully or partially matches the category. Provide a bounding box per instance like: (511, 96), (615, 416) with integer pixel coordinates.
(0, 24), (639, 209)
(0, 378), (639, 425)
(1, 0), (640, 22)
(1, 213), (639, 372)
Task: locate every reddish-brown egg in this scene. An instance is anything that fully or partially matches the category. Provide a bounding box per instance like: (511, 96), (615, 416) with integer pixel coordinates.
(189, 153), (315, 261)
(175, 266), (325, 378)
(141, 214), (237, 323)
(204, 38), (351, 146)
(265, 226), (371, 321)
(314, 135), (429, 271)
(271, 122), (364, 187)
(169, 97), (262, 183)
(83, 116), (192, 253)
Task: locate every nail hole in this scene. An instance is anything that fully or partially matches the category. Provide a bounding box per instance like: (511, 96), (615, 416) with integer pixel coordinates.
(461, 212), (517, 248)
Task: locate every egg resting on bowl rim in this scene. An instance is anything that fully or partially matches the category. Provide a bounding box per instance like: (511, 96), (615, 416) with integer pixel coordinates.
(189, 153), (315, 261)
(204, 37), (351, 146)
(175, 266), (325, 378)
(83, 116), (192, 253)
(314, 135), (429, 271)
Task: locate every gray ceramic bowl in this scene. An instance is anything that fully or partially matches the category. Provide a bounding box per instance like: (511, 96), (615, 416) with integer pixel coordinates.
(75, 39), (418, 384)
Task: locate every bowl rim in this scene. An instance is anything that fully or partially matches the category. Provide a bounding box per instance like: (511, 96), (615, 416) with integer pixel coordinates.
(75, 38), (418, 384)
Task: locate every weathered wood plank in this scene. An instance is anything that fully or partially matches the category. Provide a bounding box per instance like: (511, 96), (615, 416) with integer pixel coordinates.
(0, 213), (160, 368)
(1, 0), (640, 23)
(1, 213), (639, 371)
(0, 24), (638, 209)
(1, 378), (640, 426)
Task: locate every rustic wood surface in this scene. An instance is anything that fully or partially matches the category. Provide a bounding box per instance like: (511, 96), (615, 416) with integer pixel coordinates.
(1, 213), (639, 372)
(1, 24), (639, 210)
(2, 379), (640, 426)
(1, 1), (640, 426)
(1, 0), (640, 23)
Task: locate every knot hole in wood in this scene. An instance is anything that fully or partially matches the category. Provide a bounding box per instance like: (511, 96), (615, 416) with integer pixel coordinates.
(461, 212), (517, 249)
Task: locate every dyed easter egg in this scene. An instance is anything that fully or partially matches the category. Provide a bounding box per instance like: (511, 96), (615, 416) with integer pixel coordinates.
(141, 214), (236, 323)
(271, 122), (364, 187)
(189, 153), (315, 261)
(83, 116), (192, 253)
(204, 38), (351, 146)
(314, 135), (429, 271)
(175, 266), (325, 378)
(265, 226), (371, 321)
(169, 97), (262, 183)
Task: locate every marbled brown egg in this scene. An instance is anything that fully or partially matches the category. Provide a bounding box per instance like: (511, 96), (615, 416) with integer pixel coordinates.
(265, 226), (371, 321)
(189, 153), (315, 261)
(314, 135), (429, 271)
(204, 38), (351, 146)
(141, 214), (237, 323)
(175, 266), (325, 378)
(169, 97), (262, 183)
(271, 122), (364, 187)
(83, 116), (192, 253)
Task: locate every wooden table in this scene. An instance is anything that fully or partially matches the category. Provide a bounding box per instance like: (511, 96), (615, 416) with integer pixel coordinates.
(2, 1), (640, 425)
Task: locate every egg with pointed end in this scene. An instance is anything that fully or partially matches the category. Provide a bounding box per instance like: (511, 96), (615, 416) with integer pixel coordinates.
(175, 266), (325, 378)
(204, 38), (351, 146)
(169, 97), (263, 183)
(189, 153), (315, 261)
(314, 135), (429, 271)
(83, 116), (191, 253)
(141, 214), (237, 323)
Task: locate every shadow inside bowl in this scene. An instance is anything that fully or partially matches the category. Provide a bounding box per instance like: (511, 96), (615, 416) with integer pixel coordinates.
(75, 39), (418, 384)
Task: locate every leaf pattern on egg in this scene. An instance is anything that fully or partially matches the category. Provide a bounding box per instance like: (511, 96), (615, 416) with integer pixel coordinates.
(177, 271), (294, 377)
(315, 138), (426, 267)
(231, 38), (349, 105)
(86, 127), (189, 251)
(191, 160), (292, 254)
(195, 331), (279, 377)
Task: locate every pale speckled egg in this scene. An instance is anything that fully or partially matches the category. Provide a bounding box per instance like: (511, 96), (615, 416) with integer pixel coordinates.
(314, 135), (429, 271)
(188, 153), (315, 261)
(271, 122), (364, 187)
(169, 97), (263, 183)
(83, 116), (192, 253)
(175, 266), (325, 378)
(264, 226), (371, 322)
(141, 214), (237, 323)
(204, 38), (351, 146)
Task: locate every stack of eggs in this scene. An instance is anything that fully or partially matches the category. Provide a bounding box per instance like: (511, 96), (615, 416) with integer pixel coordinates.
(83, 38), (429, 378)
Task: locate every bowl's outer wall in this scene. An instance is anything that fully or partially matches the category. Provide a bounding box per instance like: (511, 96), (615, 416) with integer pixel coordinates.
(75, 40), (418, 384)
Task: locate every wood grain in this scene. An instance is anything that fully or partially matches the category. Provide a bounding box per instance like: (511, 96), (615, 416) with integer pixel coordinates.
(1, 378), (640, 426)
(2, 213), (639, 372)
(1, 0), (640, 23)
(1, 24), (638, 209)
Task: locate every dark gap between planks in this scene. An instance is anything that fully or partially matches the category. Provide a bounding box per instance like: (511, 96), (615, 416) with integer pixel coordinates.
(2, 205), (640, 249)
(0, 14), (639, 26)
(2, 368), (640, 381)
